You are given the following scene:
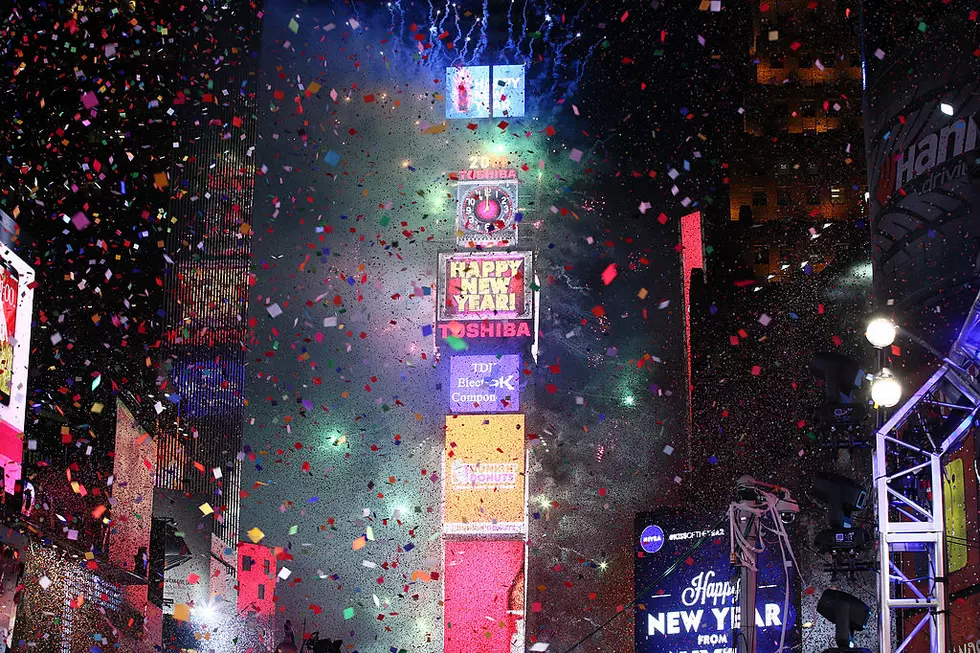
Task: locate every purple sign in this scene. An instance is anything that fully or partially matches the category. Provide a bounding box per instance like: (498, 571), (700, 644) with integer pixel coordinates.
(449, 354), (520, 413)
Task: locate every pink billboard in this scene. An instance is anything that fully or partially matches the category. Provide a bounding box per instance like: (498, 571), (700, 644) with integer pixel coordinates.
(444, 539), (525, 653)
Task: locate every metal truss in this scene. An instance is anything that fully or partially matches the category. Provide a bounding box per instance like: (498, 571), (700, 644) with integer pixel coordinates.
(874, 295), (980, 653)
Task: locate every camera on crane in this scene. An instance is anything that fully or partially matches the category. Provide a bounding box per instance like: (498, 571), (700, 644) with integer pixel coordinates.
(736, 475), (800, 523)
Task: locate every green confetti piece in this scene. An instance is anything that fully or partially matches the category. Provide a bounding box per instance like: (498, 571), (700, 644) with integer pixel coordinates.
(289, 525), (298, 535)
(445, 335), (469, 351)
(288, 18), (300, 33)
(343, 607), (355, 620)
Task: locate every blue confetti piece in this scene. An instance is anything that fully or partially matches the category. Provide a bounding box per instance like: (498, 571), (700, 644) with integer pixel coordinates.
(404, 542), (415, 551)
(308, 496), (319, 504)
(708, 455), (718, 465)
(324, 150), (340, 166)
(421, 325), (433, 337)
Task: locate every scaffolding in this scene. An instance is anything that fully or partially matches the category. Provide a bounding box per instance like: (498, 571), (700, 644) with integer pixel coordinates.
(873, 294), (980, 653)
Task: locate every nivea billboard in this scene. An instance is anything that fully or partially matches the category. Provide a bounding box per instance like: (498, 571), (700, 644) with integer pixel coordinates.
(635, 509), (799, 653)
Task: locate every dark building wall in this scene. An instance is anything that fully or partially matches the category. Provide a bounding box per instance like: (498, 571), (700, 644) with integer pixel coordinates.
(863, 0), (980, 353)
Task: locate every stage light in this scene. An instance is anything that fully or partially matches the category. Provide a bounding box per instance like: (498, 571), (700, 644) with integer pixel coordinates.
(812, 472), (867, 529)
(871, 368), (902, 407)
(816, 589), (871, 651)
(622, 394), (635, 407)
(865, 317), (896, 348)
(194, 603), (216, 622)
(814, 526), (870, 554)
(941, 103), (954, 116)
(810, 352), (862, 401)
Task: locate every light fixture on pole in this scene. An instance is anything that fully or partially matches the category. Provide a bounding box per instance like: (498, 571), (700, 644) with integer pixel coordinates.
(865, 317), (897, 349)
(871, 368), (902, 408)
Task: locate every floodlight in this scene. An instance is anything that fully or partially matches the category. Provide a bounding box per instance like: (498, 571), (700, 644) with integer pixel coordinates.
(865, 317), (897, 348)
(810, 353), (861, 401)
(817, 589), (871, 650)
(871, 369), (902, 408)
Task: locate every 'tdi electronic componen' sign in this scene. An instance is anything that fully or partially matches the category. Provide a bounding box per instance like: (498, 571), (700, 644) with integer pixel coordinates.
(635, 509), (799, 653)
(449, 354), (520, 414)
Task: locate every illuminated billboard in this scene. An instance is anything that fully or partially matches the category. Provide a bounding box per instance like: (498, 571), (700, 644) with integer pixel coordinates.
(449, 354), (520, 413)
(635, 509), (799, 653)
(446, 66), (491, 119)
(456, 179), (519, 246)
(437, 251), (532, 322)
(444, 539), (525, 653)
(0, 238), (34, 491)
(490, 64), (526, 118)
(445, 65), (526, 119)
(444, 414), (526, 535)
(108, 399), (156, 575)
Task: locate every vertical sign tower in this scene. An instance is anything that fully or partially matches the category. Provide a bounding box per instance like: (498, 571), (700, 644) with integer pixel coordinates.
(440, 63), (530, 653)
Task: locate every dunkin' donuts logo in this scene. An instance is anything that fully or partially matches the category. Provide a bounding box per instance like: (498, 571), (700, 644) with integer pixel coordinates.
(451, 461), (519, 489)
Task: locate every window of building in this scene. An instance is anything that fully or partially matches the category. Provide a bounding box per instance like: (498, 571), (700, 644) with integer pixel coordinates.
(777, 189), (790, 206)
(830, 187), (844, 204)
(801, 101), (816, 118)
(263, 560), (270, 575)
(754, 247), (768, 265)
(807, 188), (821, 205)
(257, 584), (265, 600)
(752, 191), (768, 206)
(776, 161), (791, 176)
(242, 556), (254, 572)
(770, 57), (784, 69)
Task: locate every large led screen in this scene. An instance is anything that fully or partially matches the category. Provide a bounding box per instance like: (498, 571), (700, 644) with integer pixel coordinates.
(490, 64), (526, 118)
(437, 251), (532, 322)
(444, 414), (526, 535)
(446, 66), (491, 120)
(0, 237), (34, 491)
(635, 509), (800, 653)
(448, 354), (520, 414)
(444, 538), (525, 653)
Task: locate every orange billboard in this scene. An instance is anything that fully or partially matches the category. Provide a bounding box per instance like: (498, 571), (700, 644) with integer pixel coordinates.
(444, 414), (526, 535)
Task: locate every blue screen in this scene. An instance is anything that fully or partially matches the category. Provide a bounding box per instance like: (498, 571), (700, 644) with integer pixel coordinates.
(491, 65), (526, 118)
(445, 66), (491, 119)
(634, 509), (799, 653)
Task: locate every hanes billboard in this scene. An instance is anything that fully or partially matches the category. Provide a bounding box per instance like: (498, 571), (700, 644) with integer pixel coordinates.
(444, 414), (526, 535)
(443, 539), (525, 653)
